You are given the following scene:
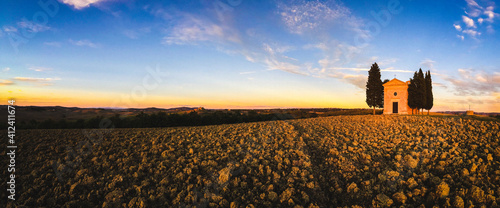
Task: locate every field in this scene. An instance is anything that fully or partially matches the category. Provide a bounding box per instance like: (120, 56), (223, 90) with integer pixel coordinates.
(2, 115), (500, 207)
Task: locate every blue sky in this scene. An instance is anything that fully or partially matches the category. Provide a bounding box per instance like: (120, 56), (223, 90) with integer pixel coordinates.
(1, 0), (499, 112)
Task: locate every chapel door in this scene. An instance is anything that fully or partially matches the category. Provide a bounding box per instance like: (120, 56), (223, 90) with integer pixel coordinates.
(393, 102), (398, 114)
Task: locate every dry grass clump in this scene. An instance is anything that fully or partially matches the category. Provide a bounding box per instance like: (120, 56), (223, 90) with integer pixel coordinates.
(1, 115), (499, 207)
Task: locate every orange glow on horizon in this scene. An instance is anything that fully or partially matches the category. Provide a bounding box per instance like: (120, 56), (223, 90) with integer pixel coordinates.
(2, 86), (499, 112)
(2, 86), (368, 109)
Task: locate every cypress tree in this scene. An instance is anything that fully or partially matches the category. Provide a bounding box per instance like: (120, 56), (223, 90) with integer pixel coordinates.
(407, 73), (418, 114)
(366, 62), (384, 115)
(424, 70), (434, 115)
(416, 68), (426, 114)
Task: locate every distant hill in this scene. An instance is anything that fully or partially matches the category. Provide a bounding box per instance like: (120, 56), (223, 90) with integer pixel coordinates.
(0, 105), (388, 129)
(0, 105), (198, 122)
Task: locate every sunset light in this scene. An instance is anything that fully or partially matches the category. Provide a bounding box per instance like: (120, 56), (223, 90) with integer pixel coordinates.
(1, 0), (499, 112)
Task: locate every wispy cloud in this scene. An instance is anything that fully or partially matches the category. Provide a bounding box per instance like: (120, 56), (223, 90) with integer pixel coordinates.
(59, 0), (108, 10)
(14, 77), (60, 82)
(123, 27), (151, 39)
(155, 0), (373, 89)
(69, 39), (98, 48)
(487, 25), (494, 33)
(0, 80), (14, 86)
(159, 6), (307, 76)
(3, 67), (11, 72)
(342, 74), (366, 89)
(3, 26), (17, 33)
(13, 77), (60, 86)
(29, 66), (53, 72)
(440, 68), (500, 96)
(484, 6), (499, 23)
(162, 16), (240, 45)
(264, 57), (307, 76)
(377, 58), (398, 67)
(239, 71), (256, 75)
(17, 20), (51, 33)
(466, 0), (482, 9)
(324, 67), (411, 73)
(440, 97), (499, 110)
(277, 0), (349, 34)
(433, 82), (447, 89)
(44, 41), (62, 47)
(381, 68), (413, 73)
(463, 29), (481, 37)
(455, 0), (498, 39)
(276, 0), (367, 38)
(420, 59), (436, 70)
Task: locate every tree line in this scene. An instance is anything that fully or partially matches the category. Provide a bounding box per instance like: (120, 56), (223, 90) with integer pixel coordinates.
(16, 111), (288, 129)
(408, 68), (433, 114)
(366, 62), (433, 115)
(12, 108), (382, 129)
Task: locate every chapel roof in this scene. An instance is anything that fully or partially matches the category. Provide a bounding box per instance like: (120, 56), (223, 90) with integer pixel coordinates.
(383, 78), (408, 87)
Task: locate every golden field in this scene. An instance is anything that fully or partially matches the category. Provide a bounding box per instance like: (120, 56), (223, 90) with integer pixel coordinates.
(2, 115), (500, 208)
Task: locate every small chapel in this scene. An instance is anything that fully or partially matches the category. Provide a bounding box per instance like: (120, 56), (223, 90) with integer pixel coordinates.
(383, 78), (413, 114)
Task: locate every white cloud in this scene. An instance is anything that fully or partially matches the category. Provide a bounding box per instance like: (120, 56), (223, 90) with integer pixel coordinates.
(465, 0), (482, 8)
(462, 15), (476, 28)
(264, 58), (307, 76)
(433, 82), (447, 89)
(342, 74), (366, 89)
(69, 39), (98, 48)
(462, 29), (481, 37)
(420, 59), (436, 70)
(14, 77), (60, 82)
(44, 42), (62, 47)
(17, 20), (51, 33)
(123, 30), (139, 39)
(163, 16), (240, 45)
(484, 6), (498, 22)
(276, 0), (367, 38)
(155, 1), (370, 89)
(159, 9), (308, 76)
(454, 1), (498, 40)
(465, 0), (483, 17)
(466, 9), (483, 17)
(325, 67), (411, 73)
(487, 25), (494, 33)
(277, 0), (349, 34)
(3, 26), (17, 33)
(303, 43), (330, 51)
(3, 67), (11, 72)
(381, 68), (413, 73)
(327, 67), (367, 72)
(377, 58), (398, 66)
(59, 0), (107, 10)
(440, 69), (500, 96)
(458, 68), (472, 79)
(29, 66), (52, 72)
(13, 77), (60, 86)
(239, 71), (256, 75)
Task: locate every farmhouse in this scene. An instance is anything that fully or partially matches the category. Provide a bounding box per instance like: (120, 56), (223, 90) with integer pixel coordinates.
(383, 78), (412, 114)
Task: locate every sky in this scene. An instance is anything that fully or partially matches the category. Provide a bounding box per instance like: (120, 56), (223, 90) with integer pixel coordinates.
(0, 0), (499, 112)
